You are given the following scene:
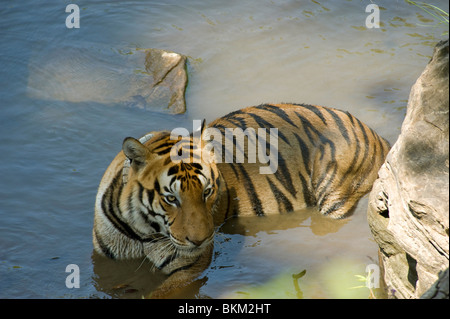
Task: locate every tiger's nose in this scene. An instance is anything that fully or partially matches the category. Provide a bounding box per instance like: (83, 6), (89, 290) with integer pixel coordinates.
(186, 233), (213, 247)
(186, 237), (203, 247)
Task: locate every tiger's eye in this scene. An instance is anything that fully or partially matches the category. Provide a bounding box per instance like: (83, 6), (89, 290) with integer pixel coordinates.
(203, 188), (213, 198)
(165, 195), (177, 203)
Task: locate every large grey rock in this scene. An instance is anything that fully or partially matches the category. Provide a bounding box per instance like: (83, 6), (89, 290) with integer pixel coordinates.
(27, 46), (187, 114)
(368, 39), (449, 299)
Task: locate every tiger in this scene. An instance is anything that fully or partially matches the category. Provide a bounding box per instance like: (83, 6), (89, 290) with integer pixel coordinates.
(93, 103), (390, 297)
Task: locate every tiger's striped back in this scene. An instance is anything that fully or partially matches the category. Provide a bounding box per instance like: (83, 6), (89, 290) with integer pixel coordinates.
(208, 103), (390, 219)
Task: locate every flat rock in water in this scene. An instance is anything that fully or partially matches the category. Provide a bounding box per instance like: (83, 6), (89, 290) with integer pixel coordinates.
(27, 45), (187, 114)
(368, 39), (449, 299)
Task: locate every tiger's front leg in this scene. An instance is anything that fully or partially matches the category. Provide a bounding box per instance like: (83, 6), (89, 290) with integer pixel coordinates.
(143, 240), (214, 298)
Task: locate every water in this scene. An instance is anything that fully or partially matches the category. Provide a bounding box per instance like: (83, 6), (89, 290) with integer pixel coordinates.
(0, 0), (447, 299)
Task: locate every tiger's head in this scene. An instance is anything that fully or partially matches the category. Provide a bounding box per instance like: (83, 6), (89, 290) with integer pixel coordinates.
(120, 130), (222, 257)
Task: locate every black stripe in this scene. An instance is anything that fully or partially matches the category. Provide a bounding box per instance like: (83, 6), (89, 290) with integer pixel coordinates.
(293, 132), (311, 178)
(153, 141), (176, 152)
(163, 156), (172, 166)
(149, 221), (161, 233)
(149, 132), (170, 145)
(353, 116), (371, 185)
(139, 201), (166, 231)
(273, 153), (297, 198)
(236, 164), (265, 216)
(321, 198), (347, 216)
(266, 177), (293, 213)
(138, 209), (151, 224)
(137, 182), (145, 204)
(213, 124), (248, 163)
(294, 110), (337, 160)
(157, 252), (177, 270)
(348, 121), (361, 169)
(146, 206), (166, 220)
(101, 172), (143, 241)
(238, 112), (290, 146)
(355, 116), (370, 151)
(337, 117), (361, 185)
(226, 127), (247, 162)
(358, 127), (383, 189)
(221, 109), (247, 121)
(154, 146), (173, 155)
(315, 160), (338, 202)
(210, 125), (233, 163)
(190, 163), (203, 170)
(169, 176), (177, 187)
(167, 165), (179, 176)
(94, 228), (116, 259)
(255, 104), (298, 128)
(292, 103), (327, 125)
(224, 116), (248, 131)
(224, 160), (241, 180)
(298, 172), (316, 207)
(140, 187), (165, 220)
(167, 255), (203, 276)
(321, 107), (351, 145)
(147, 189), (155, 207)
(127, 188), (135, 213)
(220, 170), (232, 220)
(293, 111), (321, 145)
(154, 180), (161, 194)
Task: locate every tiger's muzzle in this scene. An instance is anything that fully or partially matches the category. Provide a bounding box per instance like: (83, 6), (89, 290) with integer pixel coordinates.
(170, 231), (215, 253)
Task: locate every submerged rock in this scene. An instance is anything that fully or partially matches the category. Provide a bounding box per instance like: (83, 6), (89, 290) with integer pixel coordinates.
(27, 45), (187, 114)
(142, 49), (188, 114)
(368, 39), (449, 298)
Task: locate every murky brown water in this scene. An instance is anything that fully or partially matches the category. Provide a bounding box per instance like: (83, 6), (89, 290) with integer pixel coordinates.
(1, 0), (448, 298)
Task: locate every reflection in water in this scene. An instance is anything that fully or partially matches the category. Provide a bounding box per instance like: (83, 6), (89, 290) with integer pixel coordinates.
(91, 251), (165, 299)
(219, 208), (348, 236)
(92, 251), (210, 299)
(92, 209), (348, 298)
(292, 269), (307, 299)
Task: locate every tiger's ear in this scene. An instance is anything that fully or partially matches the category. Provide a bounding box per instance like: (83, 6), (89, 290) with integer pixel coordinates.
(122, 137), (150, 170)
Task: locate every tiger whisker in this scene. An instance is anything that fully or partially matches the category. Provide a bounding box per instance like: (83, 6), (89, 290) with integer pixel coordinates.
(135, 255), (150, 273)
